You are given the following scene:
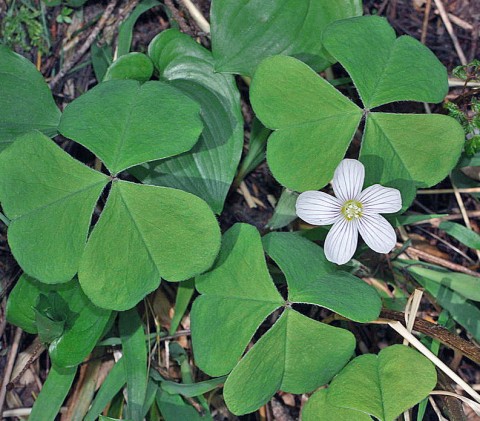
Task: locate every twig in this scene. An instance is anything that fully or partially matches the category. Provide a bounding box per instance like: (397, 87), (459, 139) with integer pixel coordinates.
(238, 181), (258, 209)
(449, 78), (480, 87)
(396, 242), (480, 277)
(387, 321), (480, 403)
(380, 309), (480, 365)
(433, 0), (468, 65)
(411, 210), (480, 227)
(179, 0), (210, 33)
(421, 0), (432, 44)
(430, 391), (480, 416)
(418, 187), (480, 194)
(0, 327), (22, 416)
(428, 396), (449, 420)
(49, 0), (119, 90)
(164, 0), (192, 34)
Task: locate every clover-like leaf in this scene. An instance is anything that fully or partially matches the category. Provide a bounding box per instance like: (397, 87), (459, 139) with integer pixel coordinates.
(0, 45), (61, 151)
(6, 274), (112, 367)
(132, 29), (244, 213)
(0, 131), (109, 283)
(250, 55), (362, 191)
(302, 389), (371, 421)
(191, 223), (358, 415)
(322, 16), (448, 109)
(251, 16), (465, 198)
(103, 52), (154, 83)
(192, 223), (284, 376)
(79, 180), (221, 311)
(360, 113), (465, 204)
(327, 345), (437, 421)
(210, 0), (362, 77)
(59, 79), (203, 175)
(223, 308), (355, 415)
(262, 232), (382, 322)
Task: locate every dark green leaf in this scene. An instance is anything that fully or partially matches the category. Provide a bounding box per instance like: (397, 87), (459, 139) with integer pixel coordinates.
(440, 221), (480, 250)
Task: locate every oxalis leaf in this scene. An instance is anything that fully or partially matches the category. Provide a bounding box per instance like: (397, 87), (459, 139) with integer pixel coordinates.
(250, 16), (464, 204)
(191, 223), (382, 415)
(0, 45), (61, 152)
(0, 73), (220, 311)
(6, 274), (112, 368)
(59, 79), (203, 175)
(325, 345), (437, 421)
(132, 29), (244, 214)
(210, 0), (362, 77)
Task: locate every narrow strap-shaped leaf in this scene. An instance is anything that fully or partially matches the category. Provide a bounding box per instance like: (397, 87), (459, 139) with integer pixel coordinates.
(119, 308), (147, 420)
(169, 279), (195, 335)
(30, 365), (77, 420)
(160, 376), (227, 397)
(84, 358), (126, 421)
(440, 221), (480, 250)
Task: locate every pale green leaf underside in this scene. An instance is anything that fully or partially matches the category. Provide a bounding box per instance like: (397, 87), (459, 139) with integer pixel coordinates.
(328, 345), (437, 421)
(302, 389), (372, 421)
(250, 55), (362, 191)
(192, 223), (283, 376)
(132, 29), (243, 214)
(79, 180), (221, 311)
(0, 132), (109, 283)
(360, 113), (465, 200)
(223, 309), (355, 415)
(211, 0), (362, 77)
(59, 79), (203, 175)
(322, 15), (448, 108)
(0, 45), (61, 151)
(262, 232), (382, 322)
(104, 52), (154, 83)
(6, 274), (111, 368)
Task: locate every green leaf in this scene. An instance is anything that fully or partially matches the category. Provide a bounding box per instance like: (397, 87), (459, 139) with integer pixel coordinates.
(327, 345), (437, 421)
(6, 274), (112, 367)
(91, 42), (113, 82)
(360, 113), (465, 200)
(119, 308), (147, 421)
(262, 232), (382, 322)
(302, 389), (371, 421)
(116, 0), (161, 57)
(169, 279), (195, 335)
(223, 308), (355, 415)
(160, 376), (227, 397)
(79, 180), (221, 310)
(322, 16), (448, 108)
(104, 52), (154, 83)
(266, 189), (299, 230)
(210, 0), (362, 77)
(439, 221), (480, 250)
(33, 293), (69, 344)
(0, 132), (109, 283)
(235, 117), (270, 184)
(407, 264), (480, 302)
(389, 213), (447, 227)
(30, 365), (77, 420)
(156, 389), (207, 421)
(84, 359), (126, 421)
(59, 79), (203, 175)
(408, 265), (480, 342)
(133, 29), (243, 213)
(250, 55), (362, 191)
(191, 223), (284, 376)
(0, 45), (61, 151)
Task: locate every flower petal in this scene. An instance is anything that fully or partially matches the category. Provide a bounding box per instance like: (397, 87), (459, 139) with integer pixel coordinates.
(296, 191), (342, 225)
(324, 218), (359, 265)
(358, 213), (397, 254)
(358, 184), (402, 214)
(332, 159), (365, 202)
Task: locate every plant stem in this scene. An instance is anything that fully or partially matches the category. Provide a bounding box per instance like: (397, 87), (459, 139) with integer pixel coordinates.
(0, 211), (10, 226)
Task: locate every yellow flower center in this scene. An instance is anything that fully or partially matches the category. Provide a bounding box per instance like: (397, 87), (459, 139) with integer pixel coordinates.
(341, 200), (363, 221)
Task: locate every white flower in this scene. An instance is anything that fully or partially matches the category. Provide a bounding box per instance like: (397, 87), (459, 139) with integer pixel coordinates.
(296, 159), (402, 265)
